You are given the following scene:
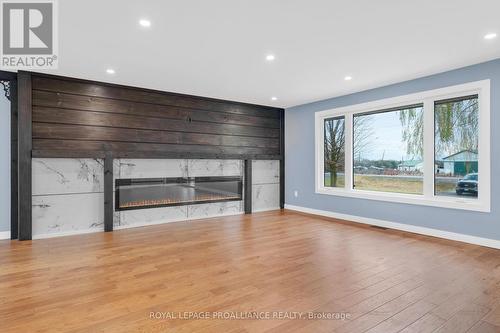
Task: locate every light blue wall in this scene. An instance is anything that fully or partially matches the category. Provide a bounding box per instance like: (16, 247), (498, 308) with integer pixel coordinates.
(0, 93), (10, 232)
(285, 58), (500, 241)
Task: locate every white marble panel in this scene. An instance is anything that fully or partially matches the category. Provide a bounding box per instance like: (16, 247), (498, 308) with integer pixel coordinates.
(32, 158), (104, 195)
(188, 159), (242, 177)
(113, 159), (121, 191)
(252, 160), (280, 185)
(113, 210), (121, 227)
(187, 201), (243, 220)
(30, 157), (269, 238)
(118, 159), (187, 179)
(118, 205), (188, 228)
(32, 193), (104, 237)
(252, 183), (280, 212)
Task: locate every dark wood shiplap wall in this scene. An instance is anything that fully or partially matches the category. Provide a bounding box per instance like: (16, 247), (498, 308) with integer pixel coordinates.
(16, 72), (284, 240)
(30, 74), (284, 159)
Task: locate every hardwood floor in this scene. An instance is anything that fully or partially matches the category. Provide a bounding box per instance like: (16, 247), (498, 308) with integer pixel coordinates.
(1, 209), (500, 333)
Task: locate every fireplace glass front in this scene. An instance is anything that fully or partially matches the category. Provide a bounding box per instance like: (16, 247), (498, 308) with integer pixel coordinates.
(115, 176), (243, 211)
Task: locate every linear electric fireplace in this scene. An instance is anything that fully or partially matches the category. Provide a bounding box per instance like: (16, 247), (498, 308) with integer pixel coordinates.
(115, 176), (243, 211)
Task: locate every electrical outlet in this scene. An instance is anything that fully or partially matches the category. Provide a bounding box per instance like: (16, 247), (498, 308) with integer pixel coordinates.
(294, 190), (299, 198)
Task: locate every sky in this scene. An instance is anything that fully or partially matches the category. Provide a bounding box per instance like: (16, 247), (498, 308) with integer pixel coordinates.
(358, 110), (421, 161)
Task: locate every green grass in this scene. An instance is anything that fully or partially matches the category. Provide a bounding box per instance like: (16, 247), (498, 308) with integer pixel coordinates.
(435, 181), (459, 195)
(324, 174), (345, 187)
(354, 175), (423, 194)
(325, 173), (459, 195)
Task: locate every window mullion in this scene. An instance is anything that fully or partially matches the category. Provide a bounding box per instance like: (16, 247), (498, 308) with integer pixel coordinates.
(316, 115), (324, 192)
(345, 113), (353, 191)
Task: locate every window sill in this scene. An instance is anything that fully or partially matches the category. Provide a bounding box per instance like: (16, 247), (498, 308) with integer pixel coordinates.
(315, 187), (490, 213)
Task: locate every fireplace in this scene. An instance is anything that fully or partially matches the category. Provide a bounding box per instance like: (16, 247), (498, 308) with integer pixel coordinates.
(115, 176), (243, 211)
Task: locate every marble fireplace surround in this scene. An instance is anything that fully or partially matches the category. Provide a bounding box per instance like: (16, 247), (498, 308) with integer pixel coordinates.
(32, 158), (280, 239)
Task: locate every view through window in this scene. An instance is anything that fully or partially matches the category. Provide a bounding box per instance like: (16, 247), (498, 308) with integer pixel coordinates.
(353, 105), (424, 194)
(434, 95), (479, 198)
(324, 116), (345, 188)
(316, 81), (489, 211)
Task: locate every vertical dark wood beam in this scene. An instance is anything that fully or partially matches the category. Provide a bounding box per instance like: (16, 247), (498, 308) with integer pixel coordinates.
(279, 109), (285, 209)
(244, 159), (252, 214)
(104, 153), (114, 232)
(17, 72), (32, 240)
(10, 79), (18, 239)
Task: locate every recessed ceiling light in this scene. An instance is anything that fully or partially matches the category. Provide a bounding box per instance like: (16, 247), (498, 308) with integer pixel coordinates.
(139, 19), (151, 27)
(266, 54), (275, 61)
(106, 68), (115, 74)
(271, 96), (278, 101)
(484, 33), (497, 40)
(344, 76), (352, 81)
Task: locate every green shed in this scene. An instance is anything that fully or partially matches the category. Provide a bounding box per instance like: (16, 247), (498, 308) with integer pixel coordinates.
(442, 150), (478, 176)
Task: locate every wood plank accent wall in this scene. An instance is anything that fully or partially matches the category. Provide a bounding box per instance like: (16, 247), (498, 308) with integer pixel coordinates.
(244, 160), (252, 214)
(10, 79), (18, 239)
(16, 71), (284, 240)
(30, 74), (284, 159)
(18, 72), (32, 241)
(104, 153), (113, 232)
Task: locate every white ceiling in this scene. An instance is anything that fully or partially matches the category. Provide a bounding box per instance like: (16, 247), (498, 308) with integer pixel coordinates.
(41, 0), (500, 108)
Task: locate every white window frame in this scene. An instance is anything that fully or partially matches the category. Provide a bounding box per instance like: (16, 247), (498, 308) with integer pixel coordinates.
(315, 80), (490, 212)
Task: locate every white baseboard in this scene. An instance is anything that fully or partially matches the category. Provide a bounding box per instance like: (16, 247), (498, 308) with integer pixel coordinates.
(285, 204), (500, 250)
(0, 231), (10, 240)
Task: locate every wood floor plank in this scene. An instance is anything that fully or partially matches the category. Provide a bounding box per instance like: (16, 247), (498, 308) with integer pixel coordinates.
(433, 303), (491, 333)
(398, 313), (445, 333)
(468, 320), (500, 333)
(364, 299), (436, 333)
(484, 302), (500, 327)
(0, 209), (499, 332)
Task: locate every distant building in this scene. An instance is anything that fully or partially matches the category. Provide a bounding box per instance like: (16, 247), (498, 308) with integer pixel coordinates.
(398, 160), (423, 172)
(441, 150), (478, 176)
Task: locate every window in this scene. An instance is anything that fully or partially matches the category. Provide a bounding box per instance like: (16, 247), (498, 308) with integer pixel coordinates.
(324, 116), (345, 188)
(315, 80), (490, 212)
(434, 95), (478, 198)
(353, 105), (424, 194)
